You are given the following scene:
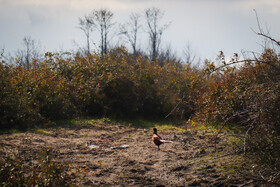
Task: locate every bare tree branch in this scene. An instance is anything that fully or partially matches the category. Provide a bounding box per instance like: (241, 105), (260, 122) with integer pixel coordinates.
(92, 9), (115, 56)
(209, 58), (280, 75)
(144, 7), (170, 61)
(78, 15), (95, 55)
(256, 32), (280, 47)
(16, 36), (42, 70)
(119, 13), (141, 55)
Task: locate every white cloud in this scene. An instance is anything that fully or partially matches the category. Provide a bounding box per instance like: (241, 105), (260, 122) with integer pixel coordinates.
(231, 0), (280, 14)
(2, 0), (280, 13)
(0, 0), (157, 12)
(1, 0), (280, 58)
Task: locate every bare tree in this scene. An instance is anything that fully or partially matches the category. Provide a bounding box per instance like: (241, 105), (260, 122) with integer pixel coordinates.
(144, 7), (169, 61)
(119, 13), (141, 55)
(78, 15), (94, 55)
(92, 9), (114, 56)
(252, 9), (280, 52)
(159, 44), (181, 66)
(16, 36), (41, 70)
(183, 42), (201, 68)
(0, 48), (11, 64)
(0, 48), (5, 61)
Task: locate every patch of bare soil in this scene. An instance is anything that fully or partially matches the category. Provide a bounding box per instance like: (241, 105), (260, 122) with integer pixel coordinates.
(0, 121), (256, 186)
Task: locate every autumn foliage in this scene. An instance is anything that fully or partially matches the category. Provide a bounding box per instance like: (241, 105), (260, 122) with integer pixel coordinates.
(0, 47), (197, 128)
(1, 47), (280, 133)
(195, 49), (280, 172)
(1, 46), (280, 181)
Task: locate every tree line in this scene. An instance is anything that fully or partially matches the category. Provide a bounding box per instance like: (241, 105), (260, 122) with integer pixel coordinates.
(78, 7), (170, 61)
(1, 7), (199, 69)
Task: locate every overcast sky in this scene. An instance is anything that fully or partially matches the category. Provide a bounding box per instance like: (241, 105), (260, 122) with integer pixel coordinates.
(1, 0), (280, 60)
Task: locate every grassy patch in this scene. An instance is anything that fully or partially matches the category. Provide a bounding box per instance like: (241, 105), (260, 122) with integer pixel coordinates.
(120, 118), (187, 132)
(124, 119), (155, 128)
(37, 117), (114, 129)
(34, 129), (52, 135)
(154, 124), (186, 133)
(0, 128), (23, 135)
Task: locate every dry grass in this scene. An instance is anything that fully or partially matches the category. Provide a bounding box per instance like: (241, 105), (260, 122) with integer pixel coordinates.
(0, 119), (259, 186)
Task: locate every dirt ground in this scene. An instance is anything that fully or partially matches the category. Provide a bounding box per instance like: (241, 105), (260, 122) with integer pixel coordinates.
(0, 119), (258, 186)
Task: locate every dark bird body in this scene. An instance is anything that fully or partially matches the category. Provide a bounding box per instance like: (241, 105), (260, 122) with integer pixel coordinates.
(152, 128), (172, 150)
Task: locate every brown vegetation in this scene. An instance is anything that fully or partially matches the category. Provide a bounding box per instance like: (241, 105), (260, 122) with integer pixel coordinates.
(0, 119), (265, 186)
(1, 41), (280, 185)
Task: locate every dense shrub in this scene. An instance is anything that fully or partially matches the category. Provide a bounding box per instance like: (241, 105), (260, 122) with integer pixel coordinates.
(0, 47), (196, 129)
(1, 43), (280, 182)
(195, 49), (280, 176)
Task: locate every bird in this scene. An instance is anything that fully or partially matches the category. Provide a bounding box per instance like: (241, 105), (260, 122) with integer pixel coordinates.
(152, 128), (173, 150)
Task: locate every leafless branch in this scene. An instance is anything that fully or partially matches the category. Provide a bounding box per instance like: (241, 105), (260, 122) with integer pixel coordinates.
(119, 13), (141, 55)
(165, 92), (185, 119)
(78, 15), (95, 55)
(92, 9), (115, 56)
(145, 7), (170, 61)
(257, 32), (280, 47)
(209, 58), (280, 75)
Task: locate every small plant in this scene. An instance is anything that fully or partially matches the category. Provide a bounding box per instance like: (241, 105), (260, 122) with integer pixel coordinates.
(0, 147), (88, 186)
(200, 147), (206, 154)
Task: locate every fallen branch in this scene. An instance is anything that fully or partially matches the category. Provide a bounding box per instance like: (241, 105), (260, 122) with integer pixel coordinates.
(165, 92), (185, 119)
